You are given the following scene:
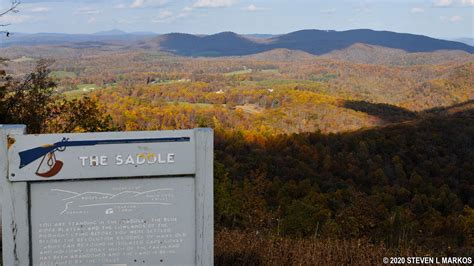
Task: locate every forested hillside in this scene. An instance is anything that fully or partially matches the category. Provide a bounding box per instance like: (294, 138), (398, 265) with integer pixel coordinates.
(214, 108), (474, 252)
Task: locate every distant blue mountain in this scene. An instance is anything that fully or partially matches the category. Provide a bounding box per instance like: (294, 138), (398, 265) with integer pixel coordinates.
(154, 32), (264, 56)
(92, 29), (128, 35)
(453, 38), (474, 46)
(0, 30), (157, 47)
(152, 29), (474, 56)
(1, 29), (473, 57)
(244, 34), (277, 39)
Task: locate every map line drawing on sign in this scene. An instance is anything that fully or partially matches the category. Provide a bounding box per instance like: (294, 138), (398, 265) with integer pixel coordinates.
(52, 187), (175, 215)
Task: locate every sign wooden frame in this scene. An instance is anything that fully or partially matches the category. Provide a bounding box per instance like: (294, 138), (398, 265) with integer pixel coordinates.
(1, 127), (213, 266)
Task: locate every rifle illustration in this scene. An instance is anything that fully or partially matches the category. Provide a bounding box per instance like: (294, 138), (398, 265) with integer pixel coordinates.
(18, 136), (190, 178)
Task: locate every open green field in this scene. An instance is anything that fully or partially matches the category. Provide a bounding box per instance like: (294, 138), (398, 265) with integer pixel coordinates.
(261, 69), (280, 74)
(49, 71), (77, 79)
(12, 56), (35, 63)
(77, 84), (99, 90)
(63, 84), (100, 99)
(224, 69), (253, 76)
(224, 69), (278, 76)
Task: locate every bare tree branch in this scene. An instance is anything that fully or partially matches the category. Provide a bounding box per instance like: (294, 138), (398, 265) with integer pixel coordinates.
(0, 0), (21, 37)
(0, 0), (20, 18)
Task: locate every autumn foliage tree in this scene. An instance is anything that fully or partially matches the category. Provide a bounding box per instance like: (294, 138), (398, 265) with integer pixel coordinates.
(0, 60), (115, 133)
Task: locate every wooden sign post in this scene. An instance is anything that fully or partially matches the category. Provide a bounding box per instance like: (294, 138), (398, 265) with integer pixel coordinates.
(1, 127), (213, 266)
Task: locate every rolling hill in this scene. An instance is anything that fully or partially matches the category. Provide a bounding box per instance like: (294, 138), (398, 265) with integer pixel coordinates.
(319, 43), (474, 65)
(149, 29), (474, 57)
(142, 32), (265, 56)
(244, 44), (474, 65)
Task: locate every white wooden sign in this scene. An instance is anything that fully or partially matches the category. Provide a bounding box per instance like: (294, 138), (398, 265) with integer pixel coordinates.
(1, 127), (213, 266)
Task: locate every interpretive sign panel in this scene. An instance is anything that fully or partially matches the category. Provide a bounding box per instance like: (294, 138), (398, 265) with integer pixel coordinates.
(1, 128), (213, 266)
(8, 131), (195, 181)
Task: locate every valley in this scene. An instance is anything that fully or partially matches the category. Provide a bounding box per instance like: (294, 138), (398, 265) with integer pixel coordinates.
(2, 39), (473, 135)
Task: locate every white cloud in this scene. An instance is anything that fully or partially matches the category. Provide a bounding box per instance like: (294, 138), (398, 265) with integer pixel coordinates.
(440, 15), (463, 21)
(159, 10), (173, 18)
(87, 17), (96, 24)
(130, 0), (168, 8)
(130, 0), (145, 8)
(0, 14), (31, 24)
(193, 0), (236, 8)
(176, 6), (193, 18)
(433, 0), (474, 6)
(320, 8), (336, 14)
(30, 7), (50, 13)
(460, 0), (474, 5)
(74, 8), (101, 15)
(410, 7), (425, 13)
(245, 4), (264, 11)
(177, 12), (190, 18)
(355, 4), (371, 13)
(434, 0), (454, 6)
(114, 3), (127, 9)
(449, 15), (463, 21)
(151, 10), (174, 23)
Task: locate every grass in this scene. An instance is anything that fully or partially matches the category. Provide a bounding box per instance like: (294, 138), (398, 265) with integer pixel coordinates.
(63, 84), (100, 99)
(224, 69), (253, 76)
(77, 84), (99, 90)
(11, 56), (35, 63)
(0, 228), (453, 266)
(49, 71), (77, 79)
(215, 230), (429, 266)
(224, 68), (277, 77)
(63, 89), (86, 99)
(261, 69), (280, 74)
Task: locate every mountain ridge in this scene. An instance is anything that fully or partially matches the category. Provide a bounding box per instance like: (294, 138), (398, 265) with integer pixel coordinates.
(2, 29), (473, 57)
(150, 29), (474, 56)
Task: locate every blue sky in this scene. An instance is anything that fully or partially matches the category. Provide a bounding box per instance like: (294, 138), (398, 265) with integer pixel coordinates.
(0, 0), (473, 38)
